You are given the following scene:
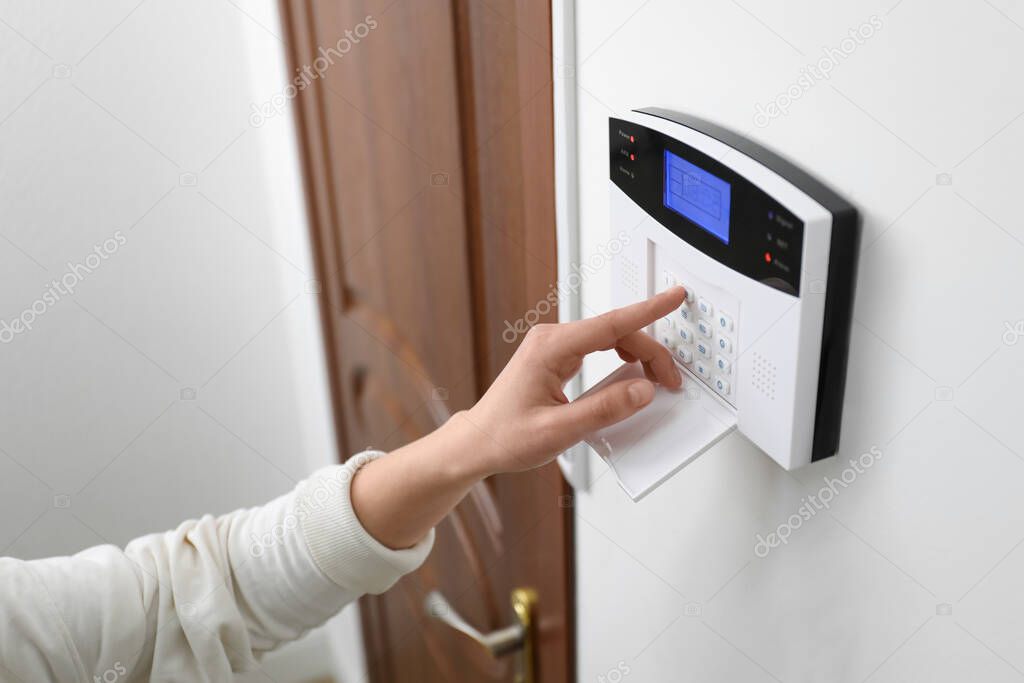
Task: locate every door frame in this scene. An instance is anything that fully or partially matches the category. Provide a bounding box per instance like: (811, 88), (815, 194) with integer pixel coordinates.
(550, 0), (589, 495)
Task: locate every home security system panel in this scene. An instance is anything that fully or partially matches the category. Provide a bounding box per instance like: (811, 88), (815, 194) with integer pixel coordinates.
(582, 108), (859, 500)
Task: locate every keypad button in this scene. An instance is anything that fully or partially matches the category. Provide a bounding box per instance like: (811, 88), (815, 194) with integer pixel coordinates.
(717, 312), (734, 332)
(697, 319), (714, 338)
(683, 286), (695, 303)
(714, 376), (731, 395)
(697, 298), (713, 316)
(675, 346), (693, 364)
(717, 335), (732, 354)
(678, 306), (692, 322)
(678, 326), (694, 344)
(695, 360), (711, 379)
(658, 328), (677, 349)
(662, 315), (676, 329)
(715, 355), (731, 374)
(696, 340), (712, 359)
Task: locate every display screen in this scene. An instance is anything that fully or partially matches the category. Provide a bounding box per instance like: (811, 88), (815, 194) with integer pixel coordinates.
(663, 150), (731, 244)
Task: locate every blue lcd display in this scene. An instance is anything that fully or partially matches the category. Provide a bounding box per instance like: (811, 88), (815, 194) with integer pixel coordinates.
(663, 150), (731, 244)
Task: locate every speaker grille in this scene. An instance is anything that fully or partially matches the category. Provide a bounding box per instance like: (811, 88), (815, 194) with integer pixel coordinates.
(618, 254), (642, 298)
(752, 351), (777, 401)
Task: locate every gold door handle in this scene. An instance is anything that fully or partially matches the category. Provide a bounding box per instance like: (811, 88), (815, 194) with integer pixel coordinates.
(424, 587), (538, 683)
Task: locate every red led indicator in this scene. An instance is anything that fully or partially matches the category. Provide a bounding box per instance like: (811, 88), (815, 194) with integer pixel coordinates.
(629, 153), (636, 161)
(630, 135), (635, 143)
(764, 252), (773, 263)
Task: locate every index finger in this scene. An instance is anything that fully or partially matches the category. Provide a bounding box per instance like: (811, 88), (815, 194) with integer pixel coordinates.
(561, 286), (687, 353)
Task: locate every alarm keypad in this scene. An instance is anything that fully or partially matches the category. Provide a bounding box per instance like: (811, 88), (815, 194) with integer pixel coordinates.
(655, 278), (737, 402)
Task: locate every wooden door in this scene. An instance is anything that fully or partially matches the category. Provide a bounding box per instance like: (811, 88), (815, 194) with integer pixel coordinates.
(280, 1), (572, 681)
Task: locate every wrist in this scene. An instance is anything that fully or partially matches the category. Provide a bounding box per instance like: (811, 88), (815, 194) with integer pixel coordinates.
(349, 414), (490, 551)
(438, 410), (501, 482)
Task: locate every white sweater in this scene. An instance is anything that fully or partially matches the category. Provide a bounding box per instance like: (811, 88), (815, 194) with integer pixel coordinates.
(0, 451), (434, 683)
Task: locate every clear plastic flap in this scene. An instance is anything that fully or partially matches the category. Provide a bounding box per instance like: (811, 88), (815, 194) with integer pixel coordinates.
(580, 363), (737, 501)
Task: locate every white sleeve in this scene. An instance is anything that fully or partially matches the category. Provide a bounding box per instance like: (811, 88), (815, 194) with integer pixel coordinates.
(0, 451), (434, 683)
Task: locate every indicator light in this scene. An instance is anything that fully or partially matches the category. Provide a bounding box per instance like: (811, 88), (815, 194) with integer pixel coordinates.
(630, 135), (635, 143)
(630, 153), (635, 161)
(764, 251), (772, 263)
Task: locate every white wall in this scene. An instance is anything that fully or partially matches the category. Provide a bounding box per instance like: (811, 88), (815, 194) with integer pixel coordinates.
(0, 2), (363, 681)
(570, 1), (1024, 681)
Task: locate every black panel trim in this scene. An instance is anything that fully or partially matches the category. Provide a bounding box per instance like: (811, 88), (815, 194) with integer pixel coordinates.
(609, 117), (805, 295)
(631, 108), (861, 462)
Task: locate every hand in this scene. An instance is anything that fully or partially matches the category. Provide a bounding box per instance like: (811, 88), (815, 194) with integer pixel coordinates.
(350, 287), (687, 549)
(462, 286), (687, 476)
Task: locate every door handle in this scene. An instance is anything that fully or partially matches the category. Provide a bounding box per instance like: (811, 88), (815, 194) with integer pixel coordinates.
(424, 587), (538, 683)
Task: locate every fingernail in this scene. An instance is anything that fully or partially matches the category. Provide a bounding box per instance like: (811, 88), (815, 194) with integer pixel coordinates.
(628, 380), (655, 407)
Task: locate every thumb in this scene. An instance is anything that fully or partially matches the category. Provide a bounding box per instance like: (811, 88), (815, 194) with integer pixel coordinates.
(555, 378), (656, 439)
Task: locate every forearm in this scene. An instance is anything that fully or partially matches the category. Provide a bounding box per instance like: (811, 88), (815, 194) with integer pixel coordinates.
(350, 411), (493, 549)
(1, 458), (435, 682)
